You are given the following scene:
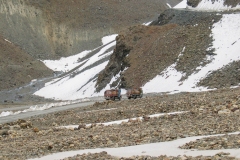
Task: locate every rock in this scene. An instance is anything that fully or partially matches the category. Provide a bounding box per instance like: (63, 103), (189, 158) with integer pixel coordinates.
(1, 130), (9, 136)
(20, 123), (28, 129)
(13, 125), (21, 130)
(52, 122), (58, 126)
(33, 127), (39, 132)
(218, 109), (231, 114)
(17, 119), (27, 124)
(78, 124), (86, 129)
(142, 115), (150, 121)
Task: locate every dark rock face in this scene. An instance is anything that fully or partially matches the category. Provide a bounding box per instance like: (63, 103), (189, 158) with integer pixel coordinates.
(95, 34), (132, 92)
(224, 0), (240, 7)
(198, 61), (240, 89)
(152, 9), (222, 26)
(187, 0), (240, 8)
(187, 0), (201, 7)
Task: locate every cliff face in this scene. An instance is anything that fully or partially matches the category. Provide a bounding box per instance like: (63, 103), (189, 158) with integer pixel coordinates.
(0, 0), (51, 59)
(0, 0), (181, 59)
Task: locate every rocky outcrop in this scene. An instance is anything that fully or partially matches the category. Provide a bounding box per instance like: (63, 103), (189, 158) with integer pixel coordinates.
(224, 0), (240, 7)
(187, 0), (240, 8)
(96, 23), (181, 91)
(96, 9), (224, 91)
(197, 61), (240, 89)
(187, 0), (201, 7)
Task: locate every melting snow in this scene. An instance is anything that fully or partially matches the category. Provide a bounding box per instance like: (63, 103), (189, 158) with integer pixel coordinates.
(0, 99), (90, 117)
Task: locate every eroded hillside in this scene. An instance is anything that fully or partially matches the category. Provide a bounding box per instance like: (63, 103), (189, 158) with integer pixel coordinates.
(96, 8), (240, 91)
(0, 35), (52, 90)
(0, 0), (181, 91)
(96, 10), (219, 90)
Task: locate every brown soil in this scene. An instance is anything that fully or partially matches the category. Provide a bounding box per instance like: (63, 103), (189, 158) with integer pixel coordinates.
(0, 35), (53, 91)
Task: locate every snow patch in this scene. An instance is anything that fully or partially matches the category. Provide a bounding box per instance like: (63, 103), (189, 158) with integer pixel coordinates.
(174, 0), (187, 8)
(35, 40), (117, 100)
(4, 39), (12, 43)
(0, 99), (90, 117)
(166, 3), (172, 8)
(28, 132), (240, 160)
(142, 21), (152, 26)
(59, 111), (187, 129)
(43, 50), (92, 72)
(102, 34), (118, 45)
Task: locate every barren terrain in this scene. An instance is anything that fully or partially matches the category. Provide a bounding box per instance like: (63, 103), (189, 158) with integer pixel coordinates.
(0, 87), (240, 159)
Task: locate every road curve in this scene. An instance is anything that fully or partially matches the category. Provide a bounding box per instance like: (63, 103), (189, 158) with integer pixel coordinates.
(0, 95), (140, 124)
(0, 101), (95, 124)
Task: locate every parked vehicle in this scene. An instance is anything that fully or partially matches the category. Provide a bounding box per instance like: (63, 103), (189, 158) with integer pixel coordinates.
(104, 89), (121, 100)
(127, 88), (143, 99)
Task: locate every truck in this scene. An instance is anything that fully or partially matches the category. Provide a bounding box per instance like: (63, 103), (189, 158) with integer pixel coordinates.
(104, 89), (121, 100)
(126, 88), (143, 99)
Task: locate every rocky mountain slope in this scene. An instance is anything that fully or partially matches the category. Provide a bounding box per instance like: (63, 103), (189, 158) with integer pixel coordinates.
(0, 0), (181, 92)
(96, 0), (240, 91)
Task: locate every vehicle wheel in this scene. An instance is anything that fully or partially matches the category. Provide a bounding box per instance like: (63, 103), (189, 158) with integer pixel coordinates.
(134, 96), (137, 99)
(128, 97), (131, 99)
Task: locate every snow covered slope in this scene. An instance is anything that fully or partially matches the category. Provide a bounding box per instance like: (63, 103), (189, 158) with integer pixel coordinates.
(143, 13), (240, 93)
(34, 35), (117, 100)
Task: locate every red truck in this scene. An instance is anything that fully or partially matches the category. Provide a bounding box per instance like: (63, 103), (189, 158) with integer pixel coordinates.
(104, 89), (121, 100)
(127, 88), (143, 99)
